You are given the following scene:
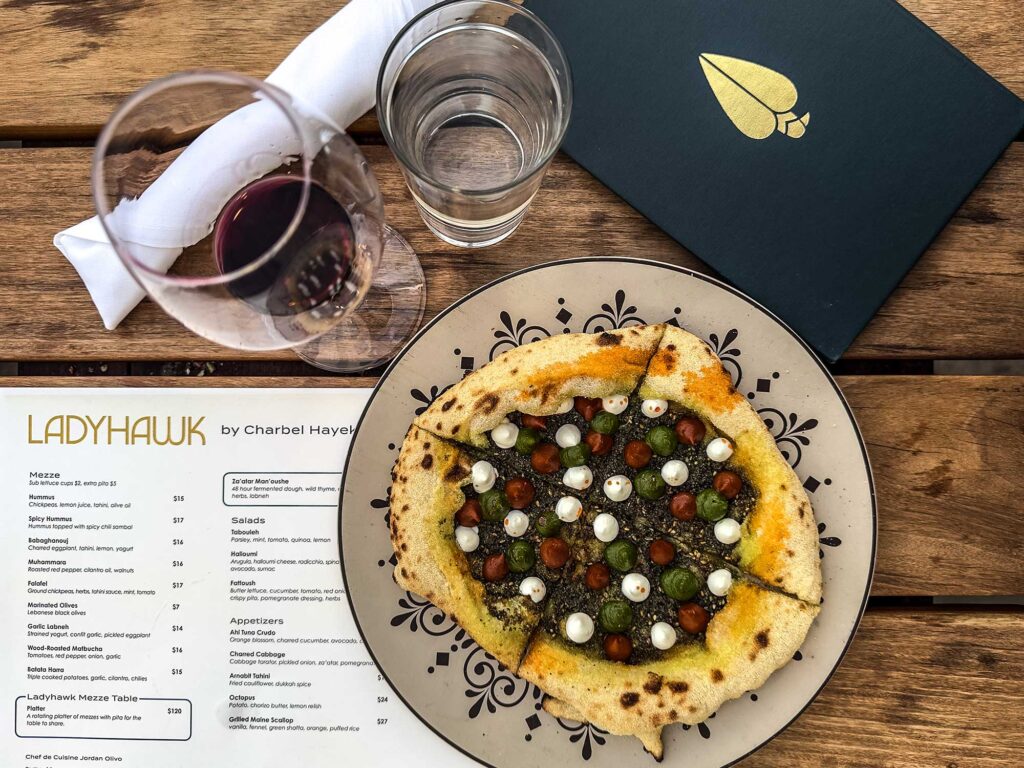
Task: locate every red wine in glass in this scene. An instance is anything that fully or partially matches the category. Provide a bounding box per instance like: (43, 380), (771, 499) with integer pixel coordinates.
(213, 176), (355, 316)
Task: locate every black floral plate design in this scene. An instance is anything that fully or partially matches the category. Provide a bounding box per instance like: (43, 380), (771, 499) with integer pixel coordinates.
(339, 258), (876, 768)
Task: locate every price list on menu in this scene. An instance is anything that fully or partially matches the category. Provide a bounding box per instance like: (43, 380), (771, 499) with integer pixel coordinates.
(0, 388), (474, 768)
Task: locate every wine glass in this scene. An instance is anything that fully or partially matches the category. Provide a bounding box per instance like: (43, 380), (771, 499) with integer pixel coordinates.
(92, 70), (426, 372)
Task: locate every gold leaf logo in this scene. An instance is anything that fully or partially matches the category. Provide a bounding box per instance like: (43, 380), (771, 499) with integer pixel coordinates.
(699, 53), (809, 140)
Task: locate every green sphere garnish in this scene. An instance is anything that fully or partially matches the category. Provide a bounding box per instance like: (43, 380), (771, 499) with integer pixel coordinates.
(646, 425), (679, 457)
(661, 567), (702, 601)
(535, 512), (563, 537)
(560, 443), (592, 468)
(634, 468), (667, 500)
(696, 488), (729, 521)
(590, 411), (620, 435)
(479, 490), (511, 522)
(598, 600), (634, 633)
(604, 540), (639, 573)
(515, 427), (542, 455)
(506, 541), (536, 573)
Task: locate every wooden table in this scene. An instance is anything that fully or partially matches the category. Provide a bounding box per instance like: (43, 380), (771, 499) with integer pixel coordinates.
(0, 2), (1021, 765)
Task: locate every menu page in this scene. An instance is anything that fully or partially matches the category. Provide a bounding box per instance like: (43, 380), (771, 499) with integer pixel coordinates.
(0, 388), (474, 768)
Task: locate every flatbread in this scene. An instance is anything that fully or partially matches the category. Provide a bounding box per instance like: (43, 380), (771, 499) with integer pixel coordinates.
(520, 582), (819, 760)
(414, 324), (666, 447)
(390, 426), (540, 670)
(641, 326), (822, 604)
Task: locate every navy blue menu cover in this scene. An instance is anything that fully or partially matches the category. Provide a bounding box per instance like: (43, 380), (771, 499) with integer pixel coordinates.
(526, 0), (1024, 360)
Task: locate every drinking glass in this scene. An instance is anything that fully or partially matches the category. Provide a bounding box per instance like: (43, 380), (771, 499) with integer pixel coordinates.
(378, 0), (572, 248)
(92, 70), (426, 372)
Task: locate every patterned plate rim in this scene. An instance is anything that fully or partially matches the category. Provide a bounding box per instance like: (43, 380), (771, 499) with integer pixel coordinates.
(338, 256), (878, 768)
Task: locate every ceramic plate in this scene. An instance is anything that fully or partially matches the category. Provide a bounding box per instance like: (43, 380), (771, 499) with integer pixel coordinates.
(340, 258), (876, 767)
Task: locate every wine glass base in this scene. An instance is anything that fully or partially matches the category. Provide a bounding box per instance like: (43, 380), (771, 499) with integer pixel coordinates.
(294, 226), (426, 372)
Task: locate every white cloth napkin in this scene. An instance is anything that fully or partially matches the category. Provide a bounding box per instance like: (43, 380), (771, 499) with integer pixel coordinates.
(54, 0), (435, 331)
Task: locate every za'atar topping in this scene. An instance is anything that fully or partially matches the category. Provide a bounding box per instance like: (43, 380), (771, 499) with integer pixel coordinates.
(603, 474), (633, 502)
(601, 394), (629, 415)
(714, 517), (742, 544)
(555, 423), (582, 448)
(565, 612), (595, 643)
(707, 568), (733, 596)
(519, 576), (547, 603)
(661, 459), (689, 487)
(471, 460), (497, 493)
(502, 510), (529, 537)
(621, 573), (651, 603)
(706, 436), (735, 462)
(641, 399), (668, 418)
(650, 621), (678, 650)
(490, 421), (519, 449)
(592, 512), (620, 542)
(563, 465), (593, 491)
(555, 496), (583, 522)
(454, 526), (480, 553)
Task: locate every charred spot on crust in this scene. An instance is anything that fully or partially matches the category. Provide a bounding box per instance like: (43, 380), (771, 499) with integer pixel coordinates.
(451, 425), (460, 434)
(643, 674), (664, 695)
(401, 504), (410, 512)
(667, 681), (688, 694)
(400, 543), (408, 552)
(798, 508), (805, 519)
(510, 368), (519, 375)
(666, 344), (676, 351)
(421, 454), (434, 470)
(444, 464), (470, 483)
(441, 398), (457, 412)
(596, 332), (622, 346)
(538, 382), (559, 404)
(668, 709), (678, 719)
(780, 483), (787, 491)
(476, 393), (501, 414)
(688, 705), (698, 713)
(400, 567), (409, 579)
(620, 692), (640, 708)
(786, 549), (795, 557)
(436, 421), (443, 430)
(756, 631), (770, 648)
(711, 669), (724, 683)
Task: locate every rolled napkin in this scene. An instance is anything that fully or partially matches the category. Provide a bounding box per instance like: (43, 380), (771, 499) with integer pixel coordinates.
(55, 0), (436, 331)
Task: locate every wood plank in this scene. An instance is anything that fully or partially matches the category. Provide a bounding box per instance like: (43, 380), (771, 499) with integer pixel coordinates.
(0, 143), (1021, 360)
(6, 375), (1022, 597)
(0, 0), (1019, 138)
(747, 609), (1023, 767)
(841, 376), (1024, 597)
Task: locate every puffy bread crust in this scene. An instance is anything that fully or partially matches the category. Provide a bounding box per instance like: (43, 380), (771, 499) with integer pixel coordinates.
(640, 326), (822, 603)
(543, 697), (664, 760)
(414, 324), (666, 447)
(520, 582), (818, 754)
(390, 426), (537, 670)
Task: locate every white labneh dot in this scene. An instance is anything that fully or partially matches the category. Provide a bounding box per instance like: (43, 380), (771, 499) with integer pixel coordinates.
(601, 395), (629, 415)
(603, 474), (633, 502)
(641, 399), (669, 418)
(555, 496), (583, 522)
(706, 437), (734, 463)
(592, 513), (620, 543)
(454, 526), (479, 553)
(554, 398), (575, 414)
(490, 421), (519, 450)
(714, 518), (742, 545)
(471, 460), (496, 493)
(519, 576), (547, 603)
(707, 568), (733, 596)
(555, 423), (582, 448)
(563, 466), (593, 491)
(503, 510), (529, 538)
(565, 612), (595, 644)
(661, 459), (690, 487)
(621, 573), (652, 602)
(650, 621), (678, 650)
